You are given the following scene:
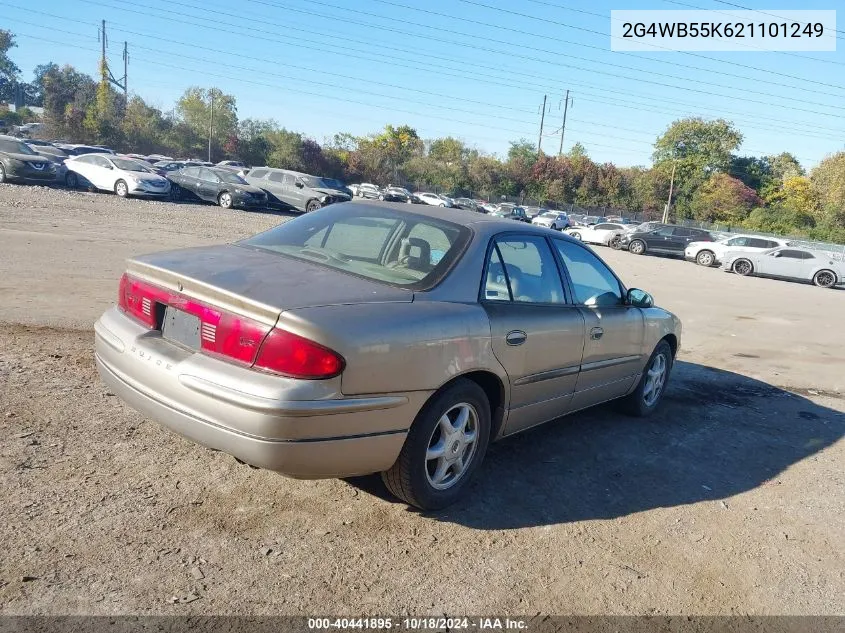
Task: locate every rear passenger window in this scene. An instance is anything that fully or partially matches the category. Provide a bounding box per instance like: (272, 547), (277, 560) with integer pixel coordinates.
(486, 237), (565, 304)
(268, 172), (285, 183)
(249, 169), (268, 179)
(778, 250), (806, 259)
(673, 228), (693, 237)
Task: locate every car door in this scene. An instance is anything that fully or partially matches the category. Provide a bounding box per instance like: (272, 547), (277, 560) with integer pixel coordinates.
(286, 173), (308, 209)
(67, 155), (95, 183)
(86, 155), (114, 189)
(482, 235), (587, 435)
(197, 168), (221, 202)
(757, 248), (812, 279)
(645, 225), (681, 252)
(174, 166), (200, 196)
(553, 239), (645, 411)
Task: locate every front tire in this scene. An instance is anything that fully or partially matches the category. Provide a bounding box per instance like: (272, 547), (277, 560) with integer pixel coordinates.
(813, 269), (837, 288)
(732, 258), (753, 276)
(570, 231), (581, 241)
(0, 164), (6, 183)
(218, 191), (233, 209)
(609, 235), (622, 249)
(618, 340), (673, 417)
(65, 171), (78, 188)
(382, 378), (491, 510)
(115, 180), (129, 198)
(170, 183), (181, 201)
(696, 250), (715, 267)
(628, 239), (646, 255)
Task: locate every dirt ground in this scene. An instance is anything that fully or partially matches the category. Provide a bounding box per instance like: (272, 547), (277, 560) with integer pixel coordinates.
(1, 184), (843, 616)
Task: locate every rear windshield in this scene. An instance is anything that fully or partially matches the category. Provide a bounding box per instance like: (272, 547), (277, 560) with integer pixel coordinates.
(240, 205), (471, 290)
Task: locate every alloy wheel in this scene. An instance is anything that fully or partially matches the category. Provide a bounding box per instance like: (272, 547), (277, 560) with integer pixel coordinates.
(642, 353), (667, 407)
(814, 270), (836, 288)
(425, 403), (479, 491)
(733, 259), (753, 276)
(696, 251), (715, 267)
(219, 192), (233, 208)
(115, 181), (128, 197)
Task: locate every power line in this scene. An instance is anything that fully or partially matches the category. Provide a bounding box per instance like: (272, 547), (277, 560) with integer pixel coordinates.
(284, 0), (845, 98)
(9, 3), (844, 141)
(709, 0), (845, 38)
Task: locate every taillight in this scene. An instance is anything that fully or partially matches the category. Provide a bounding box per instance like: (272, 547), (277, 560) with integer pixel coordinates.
(117, 273), (343, 378)
(254, 328), (345, 379)
(118, 273), (167, 328)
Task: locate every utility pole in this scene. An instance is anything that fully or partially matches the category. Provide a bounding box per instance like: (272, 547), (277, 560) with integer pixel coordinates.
(663, 162), (676, 223)
(537, 94), (547, 155)
(98, 21), (127, 101)
(558, 90), (571, 157)
(122, 41), (128, 101)
(208, 91), (214, 163)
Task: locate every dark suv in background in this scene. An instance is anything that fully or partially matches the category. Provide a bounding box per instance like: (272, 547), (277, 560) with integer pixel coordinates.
(619, 223), (713, 257)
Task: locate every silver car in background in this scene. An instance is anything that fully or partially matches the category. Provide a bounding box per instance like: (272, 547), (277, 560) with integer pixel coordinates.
(723, 246), (845, 288)
(532, 211), (570, 230)
(685, 234), (790, 267)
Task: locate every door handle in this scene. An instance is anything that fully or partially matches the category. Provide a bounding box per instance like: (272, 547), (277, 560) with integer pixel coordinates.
(505, 330), (527, 346)
(590, 327), (604, 340)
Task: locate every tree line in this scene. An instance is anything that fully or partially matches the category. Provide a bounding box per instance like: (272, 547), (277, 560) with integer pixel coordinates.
(1, 29), (843, 244)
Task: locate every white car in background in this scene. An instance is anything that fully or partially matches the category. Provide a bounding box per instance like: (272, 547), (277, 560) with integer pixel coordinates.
(64, 153), (171, 198)
(685, 234), (790, 267)
(565, 222), (627, 247)
(415, 192), (453, 207)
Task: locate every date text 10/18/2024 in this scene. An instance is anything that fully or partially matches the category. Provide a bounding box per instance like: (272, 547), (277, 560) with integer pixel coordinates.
(308, 617), (528, 630)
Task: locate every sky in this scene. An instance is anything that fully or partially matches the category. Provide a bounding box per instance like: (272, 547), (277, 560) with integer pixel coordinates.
(2, 0), (844, 169)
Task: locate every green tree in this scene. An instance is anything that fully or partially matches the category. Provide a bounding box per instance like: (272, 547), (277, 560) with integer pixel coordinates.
(175, 87), (237, 161)
(40, 64), (97, 140)
(566, 142), (588, 160)
(690, 172), (761, 223)
(810, 152), (845, 225)
(0, 30), (21, 103)
(121, 96), (171, 155)
(653, 117), (742, 174)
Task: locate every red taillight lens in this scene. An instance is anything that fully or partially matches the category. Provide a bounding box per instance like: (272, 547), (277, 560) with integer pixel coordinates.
(118, 273), (167, 328)
(254, 329), (345, 379)
(117, 273), (343, 378)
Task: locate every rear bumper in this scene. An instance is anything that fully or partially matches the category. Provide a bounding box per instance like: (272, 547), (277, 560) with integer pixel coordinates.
(94, 307), (414, 478)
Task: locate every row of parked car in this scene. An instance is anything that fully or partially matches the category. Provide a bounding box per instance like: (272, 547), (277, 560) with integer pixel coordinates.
(552, 217), (843, 290)
(2, 135), (841, 289)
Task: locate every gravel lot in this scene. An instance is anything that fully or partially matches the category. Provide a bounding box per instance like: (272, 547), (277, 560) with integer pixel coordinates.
(1, 184), (843, 615)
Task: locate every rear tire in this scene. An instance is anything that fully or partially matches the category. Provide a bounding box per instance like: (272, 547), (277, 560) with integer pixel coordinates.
(618, 340), (673, 417)
(732, 258), (753, 276)
(696, 250), (715, 267)
(115, 180), (129, 198)
(0, 164), (6, 183)
(381, 379), (491, 510)
(609, 235), (622, 249)
(628, 239), (646, 255)
(306, 199), (322, 213)
(813, 269), (837, 288)
(170, 183), (181, 201)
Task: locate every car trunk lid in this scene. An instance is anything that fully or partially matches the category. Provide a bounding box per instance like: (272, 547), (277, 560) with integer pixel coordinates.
(126, 243), (413, 326)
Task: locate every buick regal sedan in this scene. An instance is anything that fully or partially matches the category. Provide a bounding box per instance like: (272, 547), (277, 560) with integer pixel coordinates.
(95, 204), (681, 509)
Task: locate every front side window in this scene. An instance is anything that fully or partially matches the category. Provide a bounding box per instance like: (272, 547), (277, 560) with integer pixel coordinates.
(554, 240), (623, 307)
(485, 237), (565, 304)
(726, 237), (749, 247)
(283, 174), (296, 187)
(241, 205), (469, 290)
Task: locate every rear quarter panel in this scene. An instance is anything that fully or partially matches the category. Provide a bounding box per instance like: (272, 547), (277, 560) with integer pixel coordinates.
(277, 301), (506, 397)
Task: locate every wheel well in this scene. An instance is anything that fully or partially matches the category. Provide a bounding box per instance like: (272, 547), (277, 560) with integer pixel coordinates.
(661, 334), (678, 359)
(815, 268), (837, 283)
(439, 371), (506, 440)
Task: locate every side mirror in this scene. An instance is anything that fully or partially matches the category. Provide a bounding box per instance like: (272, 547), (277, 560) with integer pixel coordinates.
(771, 252), (781, 257)
(295, 181), (304, 188)
(627, 288), (653, 308)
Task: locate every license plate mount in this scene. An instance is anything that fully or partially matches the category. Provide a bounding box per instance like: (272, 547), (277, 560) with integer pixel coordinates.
(161, 307), (201, 351)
